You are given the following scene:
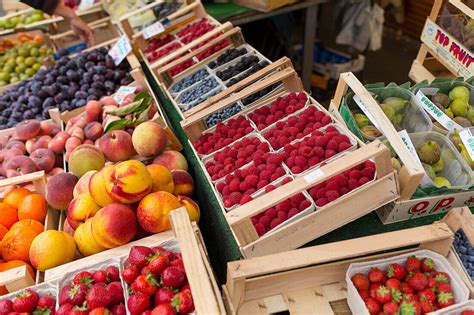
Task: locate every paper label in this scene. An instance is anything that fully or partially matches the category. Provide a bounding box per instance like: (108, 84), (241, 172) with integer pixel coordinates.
(353, 95), (381, 129)
(79, 0), (95, 10)
(304, 169), (324, 183)
(415, 90), (462, 132)
(398, 129), (432, 186)
(143, 21), (165, 39)
(113, 86), (137, 104)
(460, 129), (474, 160)
(108, 36), (132, 66)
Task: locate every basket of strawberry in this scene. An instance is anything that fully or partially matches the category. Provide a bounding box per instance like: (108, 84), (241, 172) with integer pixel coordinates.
(347, 250), (469, 314)
(57, 259), (125, 315)
(0, 283), (56, 314)
(121, 244), (194, 315)
(430, 299), (474, 314)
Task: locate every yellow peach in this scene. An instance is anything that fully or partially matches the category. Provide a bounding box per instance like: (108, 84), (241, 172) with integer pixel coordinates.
(105, 160), (152, 204)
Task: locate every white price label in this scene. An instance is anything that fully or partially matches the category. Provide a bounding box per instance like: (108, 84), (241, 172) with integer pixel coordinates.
(398, 129), (432, 186)
(304, 169), (324, 184)
(353, 95), (381, 130)
(113, 86), (137, 104)
(108, 36), (132, 66)
(143, 21), (165, 39)
(79, 0), (95, 10)
(460, 129), (474, 160)
(415, 90), (462, 132)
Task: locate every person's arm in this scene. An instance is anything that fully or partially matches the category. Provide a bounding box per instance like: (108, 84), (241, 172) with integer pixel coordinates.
(20, 0), (96, 46)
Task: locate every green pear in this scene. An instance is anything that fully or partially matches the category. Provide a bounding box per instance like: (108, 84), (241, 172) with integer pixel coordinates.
(433, 177), (451, 188)
(449, 86), (470, 102)
(450, 99), (469, 117)
(354, 113), (369, 128)
(432, 158), (445, 173)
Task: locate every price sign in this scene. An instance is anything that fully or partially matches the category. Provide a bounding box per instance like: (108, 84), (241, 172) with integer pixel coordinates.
(304, 169), (324, 184)
(108, 36), (132, 66)
(353, 95), (381, 130)
(398, 129), (432, 186)
(113, 86), (137, 104)
(415, 90), (462, 132)
(460, 129), (474, 160)
(143, 21), (165, 39)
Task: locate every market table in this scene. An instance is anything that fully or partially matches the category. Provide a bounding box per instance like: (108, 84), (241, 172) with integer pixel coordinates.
(204, 0), (327, 90)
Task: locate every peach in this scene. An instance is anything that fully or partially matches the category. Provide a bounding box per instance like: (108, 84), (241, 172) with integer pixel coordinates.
(74, 218), (107, 256)
(29, 230), (76, 272)
(89, 165), (114, 207)
(171, 170), (194, 197)
(137, 191), (181, 233)
(65, 136), (82, 153)
(73, 170), (95, 197)
(46, 172), (79, 210)
(178, 195), (200, 222)
(30, 135), (52, 152)
(69, 144), (106, 177)
(25, 138), (36, 154)
(67, 193), (101, 229)
(0, 135), (9, 149)
(97, 130), (135, 162)
(121, 93), (136, 107)
(51, 167), (64, 175)
(84, 122), (103, 141)
(70, 127), (84, 142)
(86, 100), (101, 123)
(49, 131), (70, 154)
(30, 148), (55, 173)
(15, 119), (41, 140)
(84, 139), (94, 145)
(147, 164), (174, 193)
(100, 96), (118, 107)
(40, 121), (60, 136)
(63, 219), (75, 237)
(105, 160), (152, 204)
(132, 122), (167, 157)
(91, 203), (137, 248)
(5, 156), (36, 177)
(153, 150), (188, 171)
(5, 140), (26, 154)
(0, 147), (23, 163)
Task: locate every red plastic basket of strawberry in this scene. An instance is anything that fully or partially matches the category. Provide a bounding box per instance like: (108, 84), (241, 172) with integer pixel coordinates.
(0, 288), (56, 314)
(122, 245), (193, 315)
(57, 265), (125, 315)
(351, 256), (460, 314)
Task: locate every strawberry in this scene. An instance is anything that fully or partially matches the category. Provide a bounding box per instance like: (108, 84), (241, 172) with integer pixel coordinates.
(437, 292), (455, 308)
(171, 292), (193, 314)
(13, 289), (39, 313)
(154, 288), (176, 305)
(437, 282), (452, 293)
(419, 299), (435, 313)
(369, 283), (381, 298)
(461, 311), (474, 315)
(107, 281), (124, 305)
(383, 301), (399, 315)
(86, 284), (113, 309)
(106, 266), (120, 282)
(368, 268), (385, 283)
(111, 304), (126, 315)
(405, 256), (421, 273)
(400, 282), (414, 294)
(402, 293), (417, 303)
(132, 274), (159, 296)
(417, 289), (435, 302)
(94, 270), (108, 283)
(122, 266), (139, 284)
(37, 294), (56, 312)
(374, 285), (391, 304)
(170, 258), (186, 276)
(128, 246), (154, 269)
(387, 263), (407, 281)
(357, 289), (369, 300)
(127, 294), (150, 315)
(385, 278), (400, 291)
(391, 289), (402, 303)
(351, 273), (370, 290)
(142, 311), (152, 315)
(69, 305), (89, 315)
(180, 283), (191, 296)
(427, 274), (438, 289)
(89, 307), (111, 315)
(0, 300), (13, 314)
(73, 271), (94, 286)
(407, 272), (427, 291)
(151, 304), (176, 315)
(153, 246), (176, 261)
(148, 255), (169, 275)
(434, 272), (450, 283)
(399, 301), (421, 315)
(162, 267), (185, 289)
(56, 303), (73, 315)
(364, 297), (380, 315)
(141, 266), (153, 276)
(60, 284), (88, 306)
(420, 257), (435, 272)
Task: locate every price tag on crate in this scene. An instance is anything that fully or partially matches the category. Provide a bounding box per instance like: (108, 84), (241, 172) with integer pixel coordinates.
(108, 36), (132, 66)
(415, 90), (462, 132)
(143, 21), (165, 39)
(304, 169), (324, 184)
(113, 86), (137, 105)
(353, 95), (381, 130)
(460, 129), (474, 160)
(398, 129), (432, 186)
(79, 0), (95, 10)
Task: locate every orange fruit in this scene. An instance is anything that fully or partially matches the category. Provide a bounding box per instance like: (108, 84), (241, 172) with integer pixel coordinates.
(0, 203), (18, 229)
(10, 220), (44, 235)
(18, 194), (47, 223)
(1, 224), (42, 262)
(4, 187), (31, 209)
(0, 224), (7, 242)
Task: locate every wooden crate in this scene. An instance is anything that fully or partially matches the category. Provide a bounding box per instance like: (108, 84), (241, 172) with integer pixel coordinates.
(53, 3), (109, 34)
(0, 8), (63, 37)
(233, 0), (298, 12)
(180, 68), (400, 258)
(409, 0), (474, 83)
(0, 171), (62, 294)
(43, 207), (225, 314)
(222, 221), (455, 314)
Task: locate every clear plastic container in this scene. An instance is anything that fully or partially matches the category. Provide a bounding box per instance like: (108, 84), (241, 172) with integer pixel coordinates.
(0, 282), (57, 303)
(431, 299), (474, 315)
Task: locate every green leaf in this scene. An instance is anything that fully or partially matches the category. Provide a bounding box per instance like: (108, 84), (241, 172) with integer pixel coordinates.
(134, 91), (152, 108)
(107, 99), (144, 117)
(135, 106), (151, 124)
(103, 118), (132, 134)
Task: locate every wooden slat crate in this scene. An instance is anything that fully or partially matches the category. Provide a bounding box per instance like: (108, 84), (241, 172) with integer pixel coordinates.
(232, 0), (298, 12)
(53, 3), (109, 34)
(222, 221), (455, 314)
(180, 68), (400, 258)
(0, 8), (63, 37)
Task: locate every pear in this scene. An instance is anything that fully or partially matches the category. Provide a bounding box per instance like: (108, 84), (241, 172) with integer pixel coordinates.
(451, 130), (462, 151)
(360, 125), (382, 139)
(467, 107), (474, 125)
(433, 177), (451, 188)
(417, 141), (441, 165)
(449, 86), (470, 102)
(432, 93), (450, 108)
(459, 143), (474, 169)
(354, 113), (369, 128)
(423, 163), (437, 180)
(394, 113), (404, 125)
(445, 108), (454, 119)
(383, 97), (408, 112)
(432, 158), (445, 173)
(391, 158), (401, 172)
(381, 103), (396, 122)
(450, 99), (469, 117)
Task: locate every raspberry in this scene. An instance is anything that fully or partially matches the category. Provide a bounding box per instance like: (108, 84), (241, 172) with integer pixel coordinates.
(299, 146), (313, 157)
(276, 200), (291, 212)
(308, 187), (318, 199)
(270, 173), (281, 181)
(326, 190), (340, 202)
(366, 160), (375, 168)
(313, 147), (324, 158)
(258, 142), (269, 151)
(334, 174), (348, 187)
(362, 167), (376, 179)
(282, 177), (293, 185)
(253, 155), (265, 166)
(299, 200), (311, 211)
(224, 198), (234, 208)
(230, 192), (242, 204)
(315, 198), (328, 207)
(246, 175), (259, 188)
(326, 140), (338, 151)
(340, 186), (349, 195)
(314, 135), (329, 147)
(239, 182), (250, 192)
(270, 218), (283, 229)
(257, 180), (269, 190)
(316, 188), (327, 199)
(313, 122), (322, 130)
(248, 166), (257, 174)
(260, 170), (272, 182)
(259, 216), (271, 228)
(265, 208), (277, 221)
(338, 142), (352, 152)
(359, 177), (370, 185)
(229, 178), (240, 192)
(295, 156), (308, 168)
(348, 178), (359, 190)
(254, 223), (266, 236)
(222, 186), (230, 196)
(291, 166), (302, 174)
(276, 167), (286, 177)
(216, 182), (225, 192)
(235, 158), (246, 168)
(326, 180), (339, 191)
(241, 168), (249, 178)
(350, 170), (363, 180)
(321, 115), (332, 125)
(288, 208), (299, 218)
(246, 188), (256, 195)
(265, 185), (276, 192)
(234, 169), (242, 179)
(277, 211), (287, 221)
(240, 195), (253, 205)
(283, 143), (293, 152)
(290, 193), (305, 205)
(224, 164), (234, 173)
(325, 125), (337, 132)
